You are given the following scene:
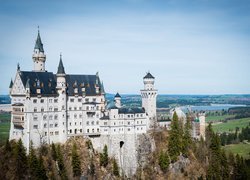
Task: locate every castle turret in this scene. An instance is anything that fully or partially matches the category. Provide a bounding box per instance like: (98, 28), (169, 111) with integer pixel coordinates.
(114, 92), (121, 108)
(32, 29), (46, 71)
(140, 72), (157, 126)
(56, 54), (67, 143)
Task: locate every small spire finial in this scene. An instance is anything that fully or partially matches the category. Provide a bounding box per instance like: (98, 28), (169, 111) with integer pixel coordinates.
(60, 52), (62, 60)
(17, 63), (20, 71)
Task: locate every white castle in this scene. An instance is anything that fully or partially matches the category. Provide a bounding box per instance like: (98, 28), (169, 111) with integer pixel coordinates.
(9, 31), (157, 175)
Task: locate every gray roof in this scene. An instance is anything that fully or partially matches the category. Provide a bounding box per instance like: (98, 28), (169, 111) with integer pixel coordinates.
(19, 71), (57, 96)
(34, 31), (44, 52)
(18, 70), (105, 97)
(115, 92), (121, 98)
(66, 74), (102, 96)
(9, 79), (13, 88)
(57, 56), (65, 74)
(144, 72), (154, 79)
(118, 107), (145, 114)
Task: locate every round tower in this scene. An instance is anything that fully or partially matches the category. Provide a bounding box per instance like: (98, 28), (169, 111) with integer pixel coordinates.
(114, 92), (121, 108)
(32, 29), (46, 71)
(56, 54), (67, 143)
(140, 72), (158, 126)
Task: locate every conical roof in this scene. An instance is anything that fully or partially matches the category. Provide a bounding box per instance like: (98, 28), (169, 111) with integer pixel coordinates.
(143, 72), (154, 79)
(57, 54), (65, 74)
(34, 30), (44, 52)
(9, 79), (13, 88)
(115, 92), (121, 98)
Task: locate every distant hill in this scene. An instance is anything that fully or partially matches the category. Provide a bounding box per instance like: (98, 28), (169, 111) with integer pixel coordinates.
(0, 95), (10, 104)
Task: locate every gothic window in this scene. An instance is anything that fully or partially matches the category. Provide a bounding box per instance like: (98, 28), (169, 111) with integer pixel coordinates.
(34, 107), (37, 112)
(54, 107), (58, 111)
(80, 129), (82, 133)
(43, 115), (47, 120)
(41, 107), (44, 112)
(49, 107), (53, 111)
(74, 107), (77, 110)
(79, 114), (82, 118)
(55, 131), (59, 135)
(33, 99), (37, 103)
(55, 123), (58, 127)
(87, 129), (89, 133)
(69, 107), (72, 110)
(33, 125), (38, 129)
(40, 99), (44, 103)
(91, 121), (94, 125)
(33, 116), (38, 121)
(49, 115), (53, 120)
(70, 129), (72, 133)
(70, 98), (74, 102)
(87, 121), (89, 125)
(44, 123), (47, 128)
(54, 115), (58, 120)
(96, 121), (99, 125)
(74, 114), (77, 119)
(54, 99), (58, 103)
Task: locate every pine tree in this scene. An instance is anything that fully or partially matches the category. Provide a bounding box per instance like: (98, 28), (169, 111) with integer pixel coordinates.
(168, 112), (182, 162)
(71, 143), (81, 177)
(57, 145), (68, 180)
(37, 154), (48, 180)
(51, 142), (57, 161)
(221, 149), (229, 180)
(28, 143), (38, 179)
(158, 150), (170, 172)
(100, 145), (108, 167)
(182, 115), (192, 156)
(4, 139), (11, 153)
(113, 159), (119, 176)
(13, 139), (28, 180)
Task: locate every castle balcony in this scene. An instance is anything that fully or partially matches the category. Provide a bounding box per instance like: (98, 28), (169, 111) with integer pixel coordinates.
(12, 103), (24, 115)
(12, 115), (24, 128)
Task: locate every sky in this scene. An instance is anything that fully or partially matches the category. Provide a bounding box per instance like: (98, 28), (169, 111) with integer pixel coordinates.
(0, 0), (250, 95)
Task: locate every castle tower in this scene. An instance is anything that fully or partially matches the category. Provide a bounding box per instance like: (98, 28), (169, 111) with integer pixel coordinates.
(56, 54), (67, 143)
(140, 72), (157, 126)
(114, 92), (121, 108)
(32, 29), (46, 71)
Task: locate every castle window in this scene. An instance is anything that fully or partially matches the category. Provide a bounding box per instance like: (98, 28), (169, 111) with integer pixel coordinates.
(93, 98), (96, 102)
(87, 121), (89, 125)
(41, 107), (44, 112)
(54, 115), (58, 120)
(49, 99), (52, 103)
(55, 123), (58, 127)
(33, 125), (38, 129)
(80, 129), (82, 133)
(79, 114), (82, 118)
(141, 121), (142, 124)
(86, 106), (89, 110)
(128, 115), (130, 118)
(79, 107), (82, 110)
(54, 107), (58, 111)
(33, 99), (37, 103)
(49, 115), (53, 120)
(85, 98), (89, 102)
(34, 116), (38, 121)
(74, 107), (77, 110)
(55, 131), (59, 135)
(92, 129), (94, 133)
(50, 132), (53, 136)
(70, 98), (74, 102)
(78, 98), (81, 102)
(44, 123), (47, 128)
(69, 107), (72, 110)
(43, 115), (47, 120)
(80, 122), (82, 125)
(87, 129), (89, 133)
(44, 132), (47, 136)
(140, 114), (143, 117)
(62, 105), (65, 110)
(70, 129), (72, 133)
(50, 124), (53, 128)
(34, 107), (37, 112)
(137, 121), (139, 124)
(54, 99), (58, 103)
(49, 107), (53, 111)
(40, 99), (44, 103)
(70, 122), (72, 126)
(97, 128), (99, 132)
(128, 128), (130, 131)
(75, 122), (77, 125)
(114, 122), (116, 125)
(91, 121), (94, 125)
(96, 121), (99, 125)
(104, 122), (107, 125)
(74, 114), (77, 119)
(114, 129), (116, 132)
(128, 122), (130, 125)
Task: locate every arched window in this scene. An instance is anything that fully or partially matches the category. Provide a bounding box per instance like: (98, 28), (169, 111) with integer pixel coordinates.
(44, 123), (47, 128)
(54, 115), (58, 120)
(43, 115), (47, 120)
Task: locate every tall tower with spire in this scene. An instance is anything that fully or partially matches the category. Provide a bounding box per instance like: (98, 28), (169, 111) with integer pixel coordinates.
(32, 28), (46, 71)
(140, 72), (158, 126)
(56, 54), (67, 143)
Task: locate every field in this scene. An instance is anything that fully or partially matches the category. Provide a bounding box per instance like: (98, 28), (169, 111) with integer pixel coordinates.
(206, 114), (235, 123)
(212, 117), (250, 133)
(0, 113), (11, 145)
(224, 143), (250, 159)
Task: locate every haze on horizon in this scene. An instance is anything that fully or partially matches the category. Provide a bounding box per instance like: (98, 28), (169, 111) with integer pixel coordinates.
(0, 0), (250, 95)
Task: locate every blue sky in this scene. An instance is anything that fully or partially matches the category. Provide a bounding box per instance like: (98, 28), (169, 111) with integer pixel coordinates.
(0, 0), (250, 94)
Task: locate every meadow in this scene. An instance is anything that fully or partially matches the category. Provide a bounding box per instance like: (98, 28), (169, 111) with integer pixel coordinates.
(212, 117), (250, 133)
(0, 114), (11, 145)
(224, 143), (250, 159)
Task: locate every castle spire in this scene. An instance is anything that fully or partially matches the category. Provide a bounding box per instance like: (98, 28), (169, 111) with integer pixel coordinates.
(34, 27), (44, 52)
(57, 53), (65, 74)
(9, 79), (13, 88)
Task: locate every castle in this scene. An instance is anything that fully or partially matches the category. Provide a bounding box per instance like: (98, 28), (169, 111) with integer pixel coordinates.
(9, 30), (157, 175)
